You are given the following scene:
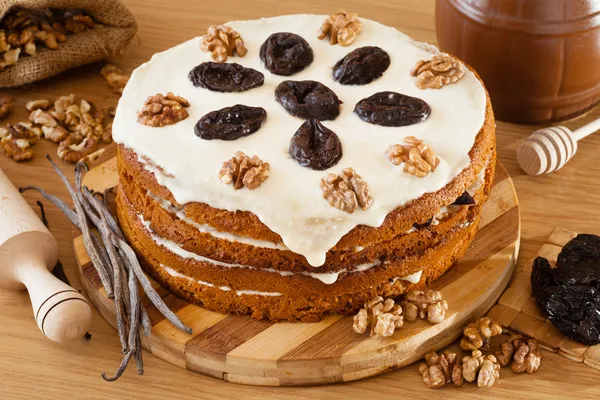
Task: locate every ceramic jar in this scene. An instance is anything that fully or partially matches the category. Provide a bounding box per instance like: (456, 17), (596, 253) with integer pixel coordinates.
(435, 0), (600, 124)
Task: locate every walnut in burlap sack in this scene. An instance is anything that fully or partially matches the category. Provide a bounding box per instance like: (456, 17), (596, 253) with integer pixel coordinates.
(0, 0), (136, 87)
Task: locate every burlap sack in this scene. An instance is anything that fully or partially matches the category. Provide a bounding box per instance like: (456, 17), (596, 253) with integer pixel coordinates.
(0, 0), (137, 87)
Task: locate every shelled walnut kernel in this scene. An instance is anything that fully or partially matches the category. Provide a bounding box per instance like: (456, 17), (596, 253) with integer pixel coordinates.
(0, 95), (12, 119)
(100, 64), (130, 95)
(460, 317), (503, 351)
(219, 151), (270, 190)
(495, 335), (542, 374)
(419, 351), (463, 388)
(321, 167), (373, 213)
(401, 289), (448, 324)
(317, 11), (363, 46)
(200, 25), (247, 63)
(386, 136), (440, 177)
(410, 54), (465, 89)
(353, 296), (403, 338)
(137, 92), (190, 127)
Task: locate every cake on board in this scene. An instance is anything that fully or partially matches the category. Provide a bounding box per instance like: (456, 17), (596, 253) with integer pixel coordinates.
(113, 14), (496, 322)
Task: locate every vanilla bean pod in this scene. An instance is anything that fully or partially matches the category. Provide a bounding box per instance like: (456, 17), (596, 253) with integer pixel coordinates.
(83, 187), (141, 342)
(36, 201), (48, 227)
(32, 156), (192, 381)
(112, 236), (192, 334)
(19, 184), (114, 297)
(44, 157), (115, 297)
(83, 186), (125, 240)
(19, 185), (79, 225)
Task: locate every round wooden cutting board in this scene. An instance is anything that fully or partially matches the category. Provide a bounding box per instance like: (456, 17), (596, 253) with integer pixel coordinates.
(73, 145), (520, 386)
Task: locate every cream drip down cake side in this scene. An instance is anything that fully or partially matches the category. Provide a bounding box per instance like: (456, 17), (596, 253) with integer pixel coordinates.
(113, 14), (496, 322)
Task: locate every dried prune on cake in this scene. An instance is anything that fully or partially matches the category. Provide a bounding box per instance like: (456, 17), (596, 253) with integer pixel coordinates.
(354, 92), (431, 127)
(260, 32), (314, 76)
(332, 46), (391, 85)
(188, 62), (264, 92)
(195, 105), (267, 140)
(556, 234), (600, 285)
(275, 80), (341, 120)
(289, 119), (342, 170)
(452, 191), (476, 205)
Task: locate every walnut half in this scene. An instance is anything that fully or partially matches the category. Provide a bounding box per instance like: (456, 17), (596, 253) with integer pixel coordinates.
(317, 11), (363, 46)
(460, 317), (503, 351)
(352, 296), (403, 338)
(386, 136), (440, 178)
(401, 289), (448, 324)
(418, 351), (463, 388)
(0, 95), (12, 119)
(200, 25), (247, 63)
(410, 54), (465, 89)
(321, 167), (373, 214)
(137, 92), (190, 127)
(1, 135), (34, 161)
(218, 151), (270, 190)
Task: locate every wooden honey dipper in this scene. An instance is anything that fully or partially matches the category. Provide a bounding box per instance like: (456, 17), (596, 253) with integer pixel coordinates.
(0, 168), (92, 342)
(517, 117), (600, 175)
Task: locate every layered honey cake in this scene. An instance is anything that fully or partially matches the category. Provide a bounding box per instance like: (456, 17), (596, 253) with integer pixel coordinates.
(113, 14), (496, 322)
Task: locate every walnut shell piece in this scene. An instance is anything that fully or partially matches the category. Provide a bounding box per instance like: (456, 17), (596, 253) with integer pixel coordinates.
(317, 11), (363, 46)
(320, 167), (373, 213)
(410, 54), (465, 90)
(200, 25), (247, 63)
(218, 151), (270, 190)
(137, 92), (190, 127)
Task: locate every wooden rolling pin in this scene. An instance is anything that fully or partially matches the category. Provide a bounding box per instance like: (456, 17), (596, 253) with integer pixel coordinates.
(0, 168), (92, 342)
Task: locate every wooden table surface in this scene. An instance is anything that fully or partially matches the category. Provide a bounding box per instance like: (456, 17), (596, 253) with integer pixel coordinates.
(1, 1), (599, 398)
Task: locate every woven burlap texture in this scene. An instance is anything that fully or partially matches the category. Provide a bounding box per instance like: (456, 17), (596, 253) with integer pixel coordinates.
(0, 0), (137, 87)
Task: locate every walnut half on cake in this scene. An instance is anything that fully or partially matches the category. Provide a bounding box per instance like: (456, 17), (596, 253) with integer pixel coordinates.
(112, 14), (496, 322)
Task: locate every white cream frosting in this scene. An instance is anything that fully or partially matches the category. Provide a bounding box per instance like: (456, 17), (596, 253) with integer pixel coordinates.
(114, 14), (487, 267)
(147, 190), (287, 250)
(160, 262), (423, 296)
(137, 213), (380, 284)
(160, 264), (282, 297)
(138, 213), (429, 286)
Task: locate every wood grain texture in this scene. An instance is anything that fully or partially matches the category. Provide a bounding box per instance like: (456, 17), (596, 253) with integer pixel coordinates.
(70, 147), (520, 386)
(1, 0), (600, 398)
(488, 227), (600, 371)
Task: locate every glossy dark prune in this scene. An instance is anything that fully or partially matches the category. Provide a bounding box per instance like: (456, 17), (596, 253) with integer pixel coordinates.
(260, 32), (314, 76)
(452, 191), (476, 205)
(332, 46), (390, 85)
(556, 234), (600, 285)
(188, 62), (264, 93)
(544, 285), (600, 345)
(289, 119), (342, 170)
(531, 256), (600, 345)
(354, 91), (431, 127)
(194, 105), (267, 141)
(275, 80), (341, 121)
